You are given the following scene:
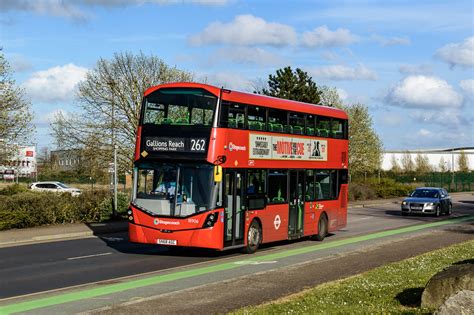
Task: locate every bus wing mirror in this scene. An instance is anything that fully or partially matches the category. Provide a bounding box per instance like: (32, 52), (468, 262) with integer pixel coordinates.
(214, 166), (222, 182)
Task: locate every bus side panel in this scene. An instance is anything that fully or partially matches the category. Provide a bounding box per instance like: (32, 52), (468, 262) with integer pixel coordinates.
(303, 202), (317, 236)
(338, 184), (348, 228)
(249, 204), (289, 243)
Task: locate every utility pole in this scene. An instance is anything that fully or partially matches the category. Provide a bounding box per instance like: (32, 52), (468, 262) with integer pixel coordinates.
(451, 148), (455, 191)
(109, 80), (118, 219)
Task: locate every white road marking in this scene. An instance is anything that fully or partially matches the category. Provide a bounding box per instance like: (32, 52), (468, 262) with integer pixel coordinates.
(67, 252), (113, 260)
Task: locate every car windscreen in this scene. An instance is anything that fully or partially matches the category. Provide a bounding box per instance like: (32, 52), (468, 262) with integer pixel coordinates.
(410, 189), (439, 198)
(56, 183), (70, 188)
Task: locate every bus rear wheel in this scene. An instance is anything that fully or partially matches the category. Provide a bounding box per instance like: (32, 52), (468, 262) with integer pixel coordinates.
(311, 214), (328, 242)
(243, 220), (261, 254)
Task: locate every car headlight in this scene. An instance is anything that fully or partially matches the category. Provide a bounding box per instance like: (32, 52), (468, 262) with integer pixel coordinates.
(427, 203), (435, 206)
(402, 201), (407, 205)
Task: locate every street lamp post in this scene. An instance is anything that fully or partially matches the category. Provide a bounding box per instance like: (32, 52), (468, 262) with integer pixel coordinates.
(108, 80), (118, 219)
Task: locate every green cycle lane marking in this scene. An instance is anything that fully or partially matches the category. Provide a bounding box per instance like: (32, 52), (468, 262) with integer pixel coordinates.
(1, 215), (472, 315)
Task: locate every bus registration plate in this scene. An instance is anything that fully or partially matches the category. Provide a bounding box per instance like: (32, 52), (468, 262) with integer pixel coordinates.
(157, 239), (177, 246)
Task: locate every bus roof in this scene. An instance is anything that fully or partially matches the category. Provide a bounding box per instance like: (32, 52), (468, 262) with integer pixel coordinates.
(144, 82), (348, 120)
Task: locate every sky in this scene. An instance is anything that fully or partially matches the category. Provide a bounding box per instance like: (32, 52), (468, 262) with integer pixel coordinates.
(1, 0), (473, 151)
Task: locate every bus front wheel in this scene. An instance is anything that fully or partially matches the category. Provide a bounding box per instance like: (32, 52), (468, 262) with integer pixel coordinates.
(311, 214), (328, 242)
(243, 220), (262, 254)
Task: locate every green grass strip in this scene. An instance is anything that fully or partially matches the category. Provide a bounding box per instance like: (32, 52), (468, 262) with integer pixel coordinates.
(236, 240), (474, 314)
(0, 215), (472, 314)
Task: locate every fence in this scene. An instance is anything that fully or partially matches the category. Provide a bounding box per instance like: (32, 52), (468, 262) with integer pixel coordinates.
(379, 172), (473, 192)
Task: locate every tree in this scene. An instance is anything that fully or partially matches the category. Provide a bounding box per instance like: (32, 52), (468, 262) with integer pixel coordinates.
(438, 156), (448, 172)
(260, 66), (321, 104)
(457, 150), (469, 172)
(0, 51), (33, 162)
(51, 51), (193, 174)
(390, 155), (402, 173)
(401, 151), (415, 173)
(345, 103), (383, 175)
(319, 86), (344, 109)
(415, 153), (432, 174)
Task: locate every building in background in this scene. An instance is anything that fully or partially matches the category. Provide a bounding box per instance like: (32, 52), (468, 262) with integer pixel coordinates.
(0, 145), (37, 179)
(382, 147), (474, 171)
(50, 149), (83, 171)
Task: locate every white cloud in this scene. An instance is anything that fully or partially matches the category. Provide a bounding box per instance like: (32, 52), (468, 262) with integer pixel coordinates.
(320, 51), (339, 61)
(460, 79), (474, 96)
(336, 88), (348, 101)
(189, 15), (297, 46)
(198, 72), (252, 91)
(23, 63), (88, 103)
(380, 112), (402, 126)
(417, 128), (432, 137)
(9, 54), (33, 72)
(38, 109), (71, 124)
(370, 34), (410, 46)
(211, 47), (284, 66)
(399, 64), (432, 75)
(301, 26), (358, 48)
(311, 64), (377, 81)
(435, 37), (474, 68)
(386, 75), (463, 109)
(0, 0), (229, 20)
(409, 110), (467, 126)
(0, 0), (89, 20)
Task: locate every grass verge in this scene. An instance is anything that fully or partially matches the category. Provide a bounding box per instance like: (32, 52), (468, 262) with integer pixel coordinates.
(235, 240), (474, 314)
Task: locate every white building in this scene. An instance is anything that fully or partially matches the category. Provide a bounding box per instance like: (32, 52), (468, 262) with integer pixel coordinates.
(0, 145), (37, 179)
(382, 147), (474, 171)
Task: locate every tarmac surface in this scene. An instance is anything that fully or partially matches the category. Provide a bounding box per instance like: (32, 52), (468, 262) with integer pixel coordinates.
(0, 193), (472, 314)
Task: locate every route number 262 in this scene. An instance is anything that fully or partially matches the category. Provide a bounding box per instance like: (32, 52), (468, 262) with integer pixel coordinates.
(190, 139), (206, 151)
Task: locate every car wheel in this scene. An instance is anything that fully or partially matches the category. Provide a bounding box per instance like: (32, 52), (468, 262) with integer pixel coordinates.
(447, 203), (452, 216)
(435, 205), (440, 217)
(311, 213), (328, 241)
(242, 220), (261, 254)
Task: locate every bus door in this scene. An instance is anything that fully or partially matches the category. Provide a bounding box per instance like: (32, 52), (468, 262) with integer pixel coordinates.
(224, 170), (246, 247)
(289, 170), (304, 238)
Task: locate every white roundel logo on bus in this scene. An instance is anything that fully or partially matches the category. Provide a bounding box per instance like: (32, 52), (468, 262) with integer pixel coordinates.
(274, 215), (281, 230)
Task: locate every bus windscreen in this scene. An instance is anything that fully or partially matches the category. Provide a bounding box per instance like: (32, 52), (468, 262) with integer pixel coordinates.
(143, 88), (217, 126)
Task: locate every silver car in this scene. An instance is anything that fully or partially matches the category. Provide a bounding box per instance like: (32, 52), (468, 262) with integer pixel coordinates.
(30, 181), (82, 197)
(401, 187), (452, 217)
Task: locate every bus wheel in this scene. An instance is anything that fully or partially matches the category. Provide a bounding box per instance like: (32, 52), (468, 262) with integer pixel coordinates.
(243, 220), (262, 254)
(311, 214), (328, 242)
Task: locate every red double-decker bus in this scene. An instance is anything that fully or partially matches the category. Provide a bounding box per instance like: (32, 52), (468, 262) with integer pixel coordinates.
(129, 82), (348, 253)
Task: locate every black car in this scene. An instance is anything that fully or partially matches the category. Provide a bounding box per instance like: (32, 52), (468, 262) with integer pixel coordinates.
(401, 187), (452, 217)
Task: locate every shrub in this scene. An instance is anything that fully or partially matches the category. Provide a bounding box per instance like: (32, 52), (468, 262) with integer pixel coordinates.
(348, 183), (376, 201)
(366, 178), (414, 198)
(0, 184), (29, 196)
(0, 189), (129, 231)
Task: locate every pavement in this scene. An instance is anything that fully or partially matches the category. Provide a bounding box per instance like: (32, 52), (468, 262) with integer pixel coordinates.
(0, 192), (470, 248)
(0, 221), (128, 248)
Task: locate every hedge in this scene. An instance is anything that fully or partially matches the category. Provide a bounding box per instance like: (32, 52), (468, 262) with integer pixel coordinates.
(0, 188), (129, 231)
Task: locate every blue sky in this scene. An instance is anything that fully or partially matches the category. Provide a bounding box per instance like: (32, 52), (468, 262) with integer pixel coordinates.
(1, 0), (473, 150)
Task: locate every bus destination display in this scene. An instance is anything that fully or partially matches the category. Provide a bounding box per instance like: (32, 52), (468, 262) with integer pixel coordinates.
(144, 137), (207, 153)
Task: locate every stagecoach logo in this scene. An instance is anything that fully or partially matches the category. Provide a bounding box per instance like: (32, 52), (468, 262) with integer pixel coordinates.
(315, 204), (325, 210)
(153, 219), (180, 226)
(228, 142), (246, 152)
(274, 215), (281, 230)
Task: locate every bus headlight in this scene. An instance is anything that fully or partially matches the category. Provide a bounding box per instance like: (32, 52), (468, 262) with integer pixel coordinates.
(203, 212), (219, 228)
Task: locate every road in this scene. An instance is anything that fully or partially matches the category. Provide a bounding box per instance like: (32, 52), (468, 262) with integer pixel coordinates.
(0, 193), (472, 314)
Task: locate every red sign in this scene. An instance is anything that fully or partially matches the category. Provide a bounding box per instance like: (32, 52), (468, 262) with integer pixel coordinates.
(26, 151), (34, 157)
